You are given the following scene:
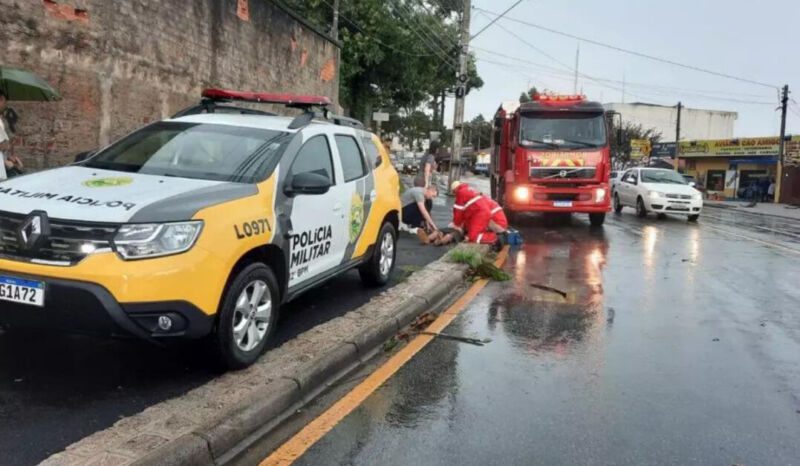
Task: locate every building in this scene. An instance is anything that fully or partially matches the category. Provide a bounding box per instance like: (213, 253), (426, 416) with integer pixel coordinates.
(605, 102), (738, 141)
(0, 0), (340, 170)
(678, 136), (800, 201)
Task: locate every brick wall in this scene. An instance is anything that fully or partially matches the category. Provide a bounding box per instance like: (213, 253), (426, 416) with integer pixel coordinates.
(0, 0), (340, 169)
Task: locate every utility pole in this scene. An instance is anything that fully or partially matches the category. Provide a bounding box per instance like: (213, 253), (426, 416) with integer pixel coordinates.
(573, 44), (580, 94)
(621, 73), (626, 103)
(448, 0), (471, 192)
(776, 84), (789, 203)
(674, 102), (682, 172)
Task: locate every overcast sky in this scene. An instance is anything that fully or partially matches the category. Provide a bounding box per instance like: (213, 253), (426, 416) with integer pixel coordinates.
(446, 0), (800, 138)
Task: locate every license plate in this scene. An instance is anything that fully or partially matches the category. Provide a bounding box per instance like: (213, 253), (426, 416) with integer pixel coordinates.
(553, 201), (573, 208)
(0, 275), (45, 307)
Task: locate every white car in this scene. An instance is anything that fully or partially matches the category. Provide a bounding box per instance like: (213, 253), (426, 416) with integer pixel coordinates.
(613, 168), (703, 221)
(610, 170), (622, 195)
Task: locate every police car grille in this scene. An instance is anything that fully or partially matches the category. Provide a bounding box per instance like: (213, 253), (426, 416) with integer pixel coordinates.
(529, 167), (596, 179)
(0, 211), (118, 266)
(665, 194), (693, 200)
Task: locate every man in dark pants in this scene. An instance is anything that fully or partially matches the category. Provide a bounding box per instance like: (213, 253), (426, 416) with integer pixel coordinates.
(400, 185), (439, 239)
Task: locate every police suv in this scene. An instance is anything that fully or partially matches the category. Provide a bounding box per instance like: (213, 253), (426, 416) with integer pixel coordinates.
(0, 89), (401, 369)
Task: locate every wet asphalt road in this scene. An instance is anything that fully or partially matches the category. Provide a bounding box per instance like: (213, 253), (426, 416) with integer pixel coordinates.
(0, 188), (453, 466)
(292, 180), (800, 466)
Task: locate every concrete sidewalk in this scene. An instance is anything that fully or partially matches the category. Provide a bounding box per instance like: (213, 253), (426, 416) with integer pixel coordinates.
(704, 200), (800, 221)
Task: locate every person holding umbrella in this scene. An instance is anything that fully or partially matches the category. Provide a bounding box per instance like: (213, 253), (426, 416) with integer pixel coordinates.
(0, 90), (24, 179)
(0, 66), (62, 179)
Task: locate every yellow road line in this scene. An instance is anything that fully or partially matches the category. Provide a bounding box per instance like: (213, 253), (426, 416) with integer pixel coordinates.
(703, 223), (800, 255)
(261, 247), (510, 466)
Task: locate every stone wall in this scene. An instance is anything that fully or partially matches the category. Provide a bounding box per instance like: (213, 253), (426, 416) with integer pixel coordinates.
(0, 0), (339, 169)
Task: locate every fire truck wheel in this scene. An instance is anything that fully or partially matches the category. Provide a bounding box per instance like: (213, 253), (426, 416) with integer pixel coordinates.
(613, 194), (623, 213)
(636, 197), (648, 218)
(589, 213), (606, 227)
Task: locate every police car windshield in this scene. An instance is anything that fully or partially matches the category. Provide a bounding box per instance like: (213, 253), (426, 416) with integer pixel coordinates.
(84, 122), (290, 183)
(520, 112), (606, 149)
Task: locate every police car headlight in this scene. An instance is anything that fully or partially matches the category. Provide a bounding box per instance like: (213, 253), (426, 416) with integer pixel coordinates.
(692, 193), (703, 200)
(114, 221), (203, 260)
(649, 191), (664, 199)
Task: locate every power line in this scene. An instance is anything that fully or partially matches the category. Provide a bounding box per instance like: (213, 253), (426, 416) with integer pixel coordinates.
(412, 0), (461, 50)
(388, 0), (459, 69)
(475, 6), (780, 90)
(318, 0), (438, 58)
(470, 0), (526, 40)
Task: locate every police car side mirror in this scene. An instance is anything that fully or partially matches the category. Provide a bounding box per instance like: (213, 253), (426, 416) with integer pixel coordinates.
(286, 172), (332, 196)
(689, 181), (696, 187)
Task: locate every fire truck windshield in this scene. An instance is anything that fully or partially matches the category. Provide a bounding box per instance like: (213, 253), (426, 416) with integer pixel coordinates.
(519, 112), (607, 149)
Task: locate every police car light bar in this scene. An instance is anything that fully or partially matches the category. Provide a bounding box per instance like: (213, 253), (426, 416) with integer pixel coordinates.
(201, 88), (332, 107)
(533, 93), (586, 103)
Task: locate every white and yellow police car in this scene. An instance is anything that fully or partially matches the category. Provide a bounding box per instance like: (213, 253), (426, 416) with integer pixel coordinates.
(0, 89), (401, 369)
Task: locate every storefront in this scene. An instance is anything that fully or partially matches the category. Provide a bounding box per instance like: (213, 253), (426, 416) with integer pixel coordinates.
(678, 136), (795, 200)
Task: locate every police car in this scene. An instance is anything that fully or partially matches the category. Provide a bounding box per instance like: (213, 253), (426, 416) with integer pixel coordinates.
(0, 89), (401, 369)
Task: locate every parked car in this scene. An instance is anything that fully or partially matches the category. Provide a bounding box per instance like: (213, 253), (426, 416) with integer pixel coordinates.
(613, 168), (703, 221)
(0, 89), (402, 369)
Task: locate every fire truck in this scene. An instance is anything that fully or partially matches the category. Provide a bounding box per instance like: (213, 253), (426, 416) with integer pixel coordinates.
(490, 93), (612, 227)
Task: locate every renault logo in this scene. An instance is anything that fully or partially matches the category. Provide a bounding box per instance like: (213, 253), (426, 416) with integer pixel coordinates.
(559, 170), (568, 178)
(17, 211), (50, 251)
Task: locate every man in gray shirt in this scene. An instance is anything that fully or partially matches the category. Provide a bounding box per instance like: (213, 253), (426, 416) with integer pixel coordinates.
(401, 185), (439, 233)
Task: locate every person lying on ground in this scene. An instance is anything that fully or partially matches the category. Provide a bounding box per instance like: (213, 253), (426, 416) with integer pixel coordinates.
(427, 226), (465, 246)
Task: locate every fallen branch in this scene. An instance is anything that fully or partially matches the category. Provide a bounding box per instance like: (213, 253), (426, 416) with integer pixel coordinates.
(530, 283), (568, 299)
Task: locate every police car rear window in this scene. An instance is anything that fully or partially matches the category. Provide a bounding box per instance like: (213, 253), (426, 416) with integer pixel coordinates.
(84, 122), (290, 183)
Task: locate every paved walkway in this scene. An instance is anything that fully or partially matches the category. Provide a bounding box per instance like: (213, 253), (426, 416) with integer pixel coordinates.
(705, 200), (800, 221)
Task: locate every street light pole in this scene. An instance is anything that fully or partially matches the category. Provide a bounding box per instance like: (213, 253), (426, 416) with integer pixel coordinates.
(448, 0), (471, 193)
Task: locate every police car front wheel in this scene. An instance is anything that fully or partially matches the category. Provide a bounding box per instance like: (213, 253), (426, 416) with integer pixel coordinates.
(212, 263), (279, 370)
(359, 222), (397, 287)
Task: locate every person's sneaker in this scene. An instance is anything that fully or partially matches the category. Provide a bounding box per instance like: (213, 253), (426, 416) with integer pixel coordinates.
(398, 223), (412, 233)
(417, 228), (430, 244)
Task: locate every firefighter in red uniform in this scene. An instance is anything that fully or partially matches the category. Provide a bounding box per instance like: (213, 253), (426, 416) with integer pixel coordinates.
(451, 181), (504, 244)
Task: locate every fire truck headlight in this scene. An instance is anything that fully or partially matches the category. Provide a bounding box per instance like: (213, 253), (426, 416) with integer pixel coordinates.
(512, 186), (530, 203)
(595, 188), (607, 203)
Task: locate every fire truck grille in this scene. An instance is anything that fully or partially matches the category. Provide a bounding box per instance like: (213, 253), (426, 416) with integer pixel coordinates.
(529, 167), (596, 180)
(0, 211), (118, 266)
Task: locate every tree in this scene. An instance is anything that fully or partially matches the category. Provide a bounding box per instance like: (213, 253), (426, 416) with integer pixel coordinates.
(519, 86), (538, 103)
(280, 1), (483, 129)
(463, 114), (492, 151)
(611, 121), (662, 166)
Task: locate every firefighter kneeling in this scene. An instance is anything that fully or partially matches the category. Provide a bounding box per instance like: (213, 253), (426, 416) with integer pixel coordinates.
(427, 181), (509, 249)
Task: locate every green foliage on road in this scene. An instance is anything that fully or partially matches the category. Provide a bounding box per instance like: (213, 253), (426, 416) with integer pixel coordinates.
(280, 0), (483, 130)
(447, 247), (511, 282)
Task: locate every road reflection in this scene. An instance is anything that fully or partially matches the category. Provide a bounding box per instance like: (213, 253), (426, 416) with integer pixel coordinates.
(488, 227), (610, 356)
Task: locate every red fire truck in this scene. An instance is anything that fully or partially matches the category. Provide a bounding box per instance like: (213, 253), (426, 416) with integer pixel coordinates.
(490, 93), (612, 227)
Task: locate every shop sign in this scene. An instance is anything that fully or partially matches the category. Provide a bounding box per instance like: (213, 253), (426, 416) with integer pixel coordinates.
(679, 135), (800, 158)
(630, 139), (651, 160)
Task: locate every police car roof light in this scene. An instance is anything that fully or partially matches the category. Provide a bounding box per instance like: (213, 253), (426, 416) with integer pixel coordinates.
(201, 88), (332, 107)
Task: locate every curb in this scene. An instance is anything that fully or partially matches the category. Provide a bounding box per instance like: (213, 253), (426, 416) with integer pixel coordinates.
(46, 245), (482, 466)
(704, 203), (800, 222)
